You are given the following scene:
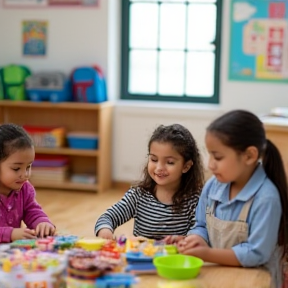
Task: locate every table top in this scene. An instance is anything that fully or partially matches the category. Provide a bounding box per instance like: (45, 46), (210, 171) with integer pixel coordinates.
(135, 263), (272, 288)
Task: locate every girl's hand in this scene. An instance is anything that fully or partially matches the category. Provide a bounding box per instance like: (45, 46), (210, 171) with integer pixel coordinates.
(164, 235), (185, 244)
(11, 228), (36, 241)
(179, 246), (210, 260)
(177, 234), (208, 252)
(97, 228), (114, 240)
(35, 222), (56, 238)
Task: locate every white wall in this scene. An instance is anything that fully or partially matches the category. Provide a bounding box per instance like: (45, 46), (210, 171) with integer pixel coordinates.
(0, 0), (287, 183)
(113, 102), (221, 182)
(0, 2), (119, 99)
(0, 4), (108, 71)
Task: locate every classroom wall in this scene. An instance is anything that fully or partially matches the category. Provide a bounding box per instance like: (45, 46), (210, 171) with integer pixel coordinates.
(0, 0), (287, 183)
(113, 0), (288, 182)
(0, 1), (119, 100)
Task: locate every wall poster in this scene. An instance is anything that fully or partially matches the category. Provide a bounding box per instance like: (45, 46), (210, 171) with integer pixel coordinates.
(4, 0), (47, 6)
(229, 0), (288, 82)
(3, 0), (99, 7)
(22, 20), (48, 56)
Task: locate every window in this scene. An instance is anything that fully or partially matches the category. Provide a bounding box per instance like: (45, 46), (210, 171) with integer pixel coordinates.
(121, 0), (222, 104)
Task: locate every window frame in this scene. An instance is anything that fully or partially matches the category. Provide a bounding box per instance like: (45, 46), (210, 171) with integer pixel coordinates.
(121, 0), (222, 104)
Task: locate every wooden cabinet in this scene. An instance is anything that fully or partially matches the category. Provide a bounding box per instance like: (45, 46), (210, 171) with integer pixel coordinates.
(0, 100), (113, 193)
(264, 123), (288, 178)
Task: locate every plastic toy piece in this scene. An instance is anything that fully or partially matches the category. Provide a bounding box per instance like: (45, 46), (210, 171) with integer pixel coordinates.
(125, 262), (156, 275)
(10, 239), (37, 249)
(52, 235), (79, 250)
(36, 239), (54, 251)
(125, 239), (140, 253)
(95, 273), (138, 288)
(116, 235), (127, 253)
(76, 238), (106, 251)
(125, 252), (154, 262)
(164, 245), (178, 255)
(143, 242), (158, 257)
(66, 276), (95, 288)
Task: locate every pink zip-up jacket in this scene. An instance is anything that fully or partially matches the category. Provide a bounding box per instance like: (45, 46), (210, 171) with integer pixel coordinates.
(0, 181), (53, 243)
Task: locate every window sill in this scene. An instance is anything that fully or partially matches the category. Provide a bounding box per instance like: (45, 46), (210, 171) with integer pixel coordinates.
(114, 99), (223, 118)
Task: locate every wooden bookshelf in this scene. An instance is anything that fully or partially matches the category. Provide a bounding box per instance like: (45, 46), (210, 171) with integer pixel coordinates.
(0, 100), (113, 192)
(31, 180), (98, 191)
(35, 147), (99, 156)
(264, 123), (288, 179)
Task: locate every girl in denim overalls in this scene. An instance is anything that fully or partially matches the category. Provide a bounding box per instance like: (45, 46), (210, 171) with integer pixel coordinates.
(177, 110), (288, 288)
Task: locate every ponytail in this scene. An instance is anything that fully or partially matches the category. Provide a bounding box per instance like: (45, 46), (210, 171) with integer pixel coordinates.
(263, 139), (288, 253)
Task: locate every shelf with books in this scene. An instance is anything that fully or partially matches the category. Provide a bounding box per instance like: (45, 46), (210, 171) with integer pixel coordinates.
(0, 100), (113, 192)
(30, 179), (98, 191)
(35, 147), (99, 156)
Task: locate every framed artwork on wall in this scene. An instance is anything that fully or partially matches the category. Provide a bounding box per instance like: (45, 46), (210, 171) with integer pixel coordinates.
(3, 0), (99, 7)
(4, 0), (48, 6)
(48, 0), (98, 5)
(22, 20), (48, 56)
(229, 0), (288, 83)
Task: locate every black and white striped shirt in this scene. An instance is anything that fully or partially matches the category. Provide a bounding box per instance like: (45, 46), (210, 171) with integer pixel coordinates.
(95, 187), (199, 240)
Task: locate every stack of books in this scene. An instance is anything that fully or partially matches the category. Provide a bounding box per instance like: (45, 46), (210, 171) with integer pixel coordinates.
(261, 107), (288, 127)
(31, 155), (69, 183)
(70, 174), (96, 184)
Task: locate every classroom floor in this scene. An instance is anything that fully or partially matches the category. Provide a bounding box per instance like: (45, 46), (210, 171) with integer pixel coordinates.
(35, 188), (134, 239)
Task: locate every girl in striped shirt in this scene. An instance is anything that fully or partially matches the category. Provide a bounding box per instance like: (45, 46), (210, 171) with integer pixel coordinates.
(95, 124), (204, 240)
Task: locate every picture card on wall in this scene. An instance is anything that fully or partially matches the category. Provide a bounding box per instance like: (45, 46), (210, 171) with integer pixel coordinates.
(3, 0), (99, 6)
(48, 0), (98, 5)
(4, 0), (48, 6)
(22, 21), (48, 57)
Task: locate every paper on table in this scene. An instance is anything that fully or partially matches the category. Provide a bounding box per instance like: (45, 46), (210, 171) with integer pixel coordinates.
(270, 107), (288, 117)
(261, 116), (288, 126)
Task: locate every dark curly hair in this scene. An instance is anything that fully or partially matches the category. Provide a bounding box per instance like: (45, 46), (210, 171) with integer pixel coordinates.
(0, 123), (33, 162)
(135, 124), (204, 212)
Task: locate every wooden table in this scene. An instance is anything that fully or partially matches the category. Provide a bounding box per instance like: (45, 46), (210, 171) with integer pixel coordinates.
(136, 264), (272, 288)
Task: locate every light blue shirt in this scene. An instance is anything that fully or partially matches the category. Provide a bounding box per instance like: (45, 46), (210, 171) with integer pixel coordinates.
(189, 164), (282, 269)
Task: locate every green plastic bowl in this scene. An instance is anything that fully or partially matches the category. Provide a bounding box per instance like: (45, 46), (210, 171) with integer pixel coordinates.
(153, 254), (203, 280)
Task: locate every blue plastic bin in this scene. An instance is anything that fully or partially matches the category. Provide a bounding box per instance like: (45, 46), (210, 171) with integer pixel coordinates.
(25, 72), (72, 102)
(67, 132), (98, 150)
(95, 273), (137, 288)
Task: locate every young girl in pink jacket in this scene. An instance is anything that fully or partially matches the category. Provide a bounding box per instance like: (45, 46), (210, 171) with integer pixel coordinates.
(0, 123), (55, 243)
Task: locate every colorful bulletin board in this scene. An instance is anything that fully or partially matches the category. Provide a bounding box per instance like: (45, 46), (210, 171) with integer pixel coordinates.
(229, 0), (288, 82)
(3, 0), (99, 7)
(22, 21), (48, 56)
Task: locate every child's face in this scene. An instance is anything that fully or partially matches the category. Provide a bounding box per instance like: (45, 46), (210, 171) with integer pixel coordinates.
(205, 132), (247, 184)
(148, 141), (190, 190)
(0, 147), (35, 195)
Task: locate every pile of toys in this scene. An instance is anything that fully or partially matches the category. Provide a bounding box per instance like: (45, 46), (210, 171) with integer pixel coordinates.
(0, 247), (67, 288)
(0, 235), (178, 288)
(125, 238), (166, 274)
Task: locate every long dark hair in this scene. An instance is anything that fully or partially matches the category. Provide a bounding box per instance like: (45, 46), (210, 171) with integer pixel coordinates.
(207, 110), (288, 253)
(136, 124), (204, 211)
(0, 123), (33, 162)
